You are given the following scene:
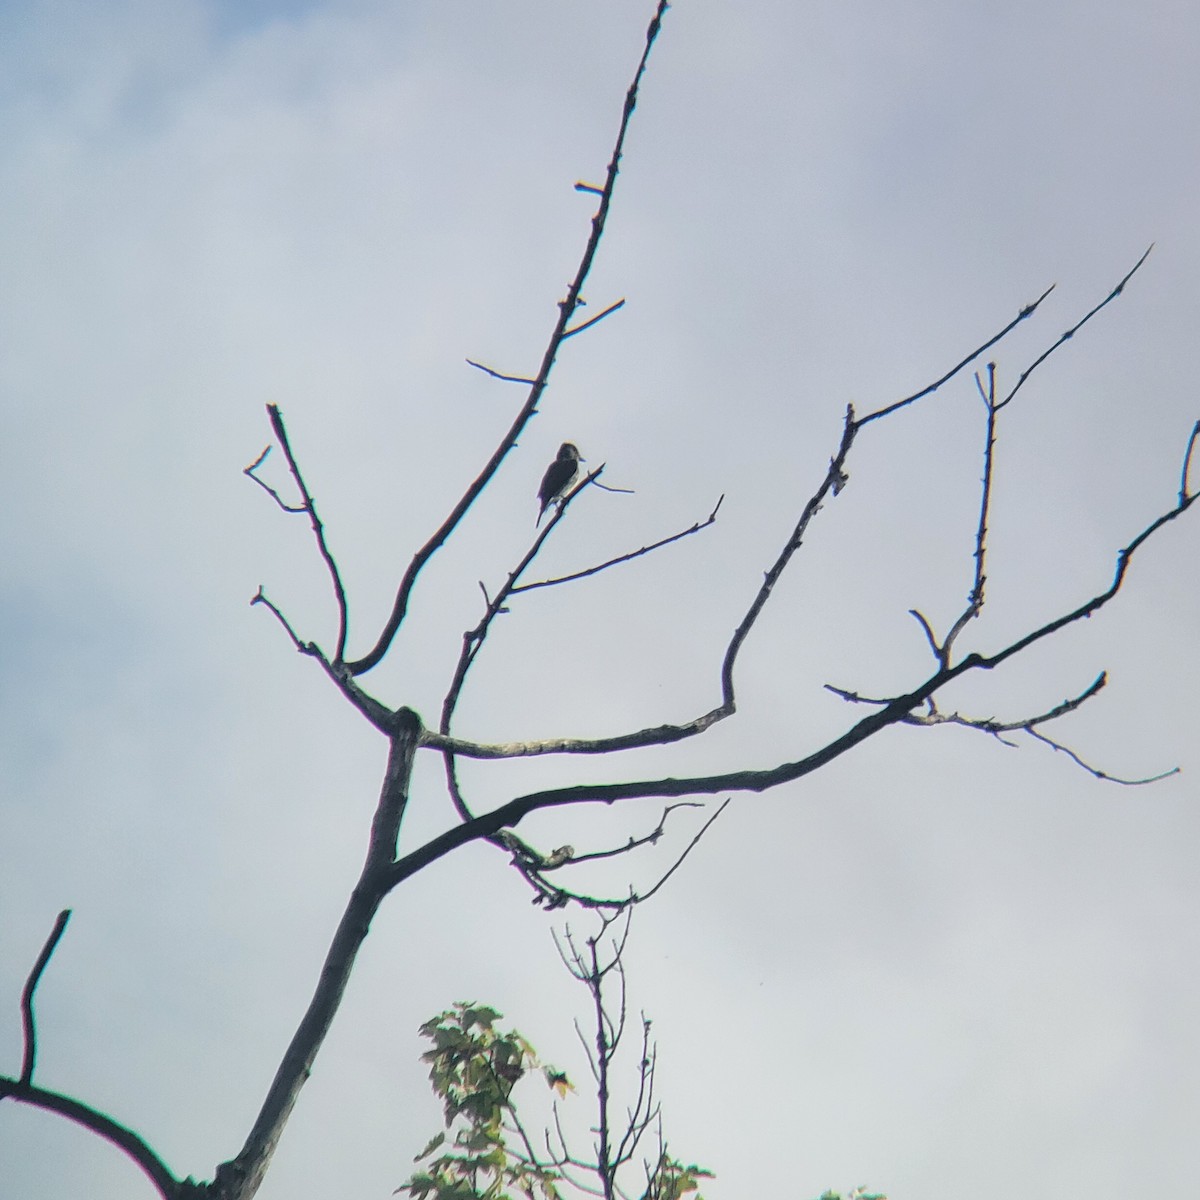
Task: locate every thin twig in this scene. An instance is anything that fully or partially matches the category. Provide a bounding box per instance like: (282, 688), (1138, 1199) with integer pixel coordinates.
(514, 497), (723, 593)
(941, 362), (997, 663)
(908, 609), (941, 657)
(1180, 419), (1200, 504)
(995, 246), (1153, 411)
(244, 446), (305, 513)
(720, 407), (857, 708)
(566, 803), (706, 864)
(636, 800), (730, 903)
(1025, 727), (1179, 785)
(261, 404), (352, 662)
(384, 479), (1197, 886)
(251, 588), (395, 732)
(19, 909), (70, 1085)
(465, 359), (538, 385)
(564, 298), (626, 340)
(344, 1), (671, 676)
(438, 468), (605, 822)
(860, 285), (1056, 425)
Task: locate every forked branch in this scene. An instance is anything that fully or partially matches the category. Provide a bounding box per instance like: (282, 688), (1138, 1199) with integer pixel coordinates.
(342, 1), (671, 677)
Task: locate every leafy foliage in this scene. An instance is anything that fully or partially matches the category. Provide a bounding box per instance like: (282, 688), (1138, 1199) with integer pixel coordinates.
(399, 1001), (885, 1200)
(397, 1002), (711, 1200)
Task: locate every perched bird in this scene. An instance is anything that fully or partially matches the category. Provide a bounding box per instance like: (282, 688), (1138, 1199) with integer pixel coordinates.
(536, 442), (583, 523)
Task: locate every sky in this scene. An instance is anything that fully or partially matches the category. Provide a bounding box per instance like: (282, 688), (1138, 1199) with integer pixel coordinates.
(1, 1), (1198, 1197)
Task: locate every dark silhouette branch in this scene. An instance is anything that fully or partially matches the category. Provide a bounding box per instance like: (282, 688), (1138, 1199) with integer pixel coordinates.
(436, 469), (606, 823)
(250, 589), (393, 733)
(4, 910), (186, 1197)
(908, 608), (942, 658)
(466, 359), (538, 385)
(0, 1076), (182, 1199)
(1181, 418), (1200, 503)
(251, 405), (352, 663)
(243, 447), (304, 513)
(343, 1), (671, 677)
(566, 802), (707, 865)
(495, 801), (726, 912)
(719, 407), (857, 708)
(967, 485), (1196, 674)
(563, 297), (626, 339)
(385, 475), (1196, 890)
(894, 671), (1110, 734)
(940, 363), (998, 663)
(212, 711), (421, 1200)
(1025, 728), (1180, 785)
(995, 245), (1153, 411)
(512, 496), (724, 594)
(634, 799), (730, 904)
(859, 284), (1055, 425)
(18, 908), (70, 1086)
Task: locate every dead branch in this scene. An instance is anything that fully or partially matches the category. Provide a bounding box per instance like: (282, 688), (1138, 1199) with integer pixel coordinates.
(466, 359), (538, 385)
(496, 801), (727, 913)
(342, 1), (671, 677)
(0, 1077), (181, 1198)
(213, 712), (422, 1199)
(18, 908), (70, 1086)
(859, 284), (1056, 425)
(1181, 418), (1200, 503)
(1, 911), (183, 1199)
(1025, 728), (1180, 785)
(250, 589), (393, 733)
(260, 404), (351, 662)
(512, 497), (724, 594)
(995, 246), (1153, 411)
(940, 363), (998, 663)
(243, 447), (304, 513)
(563, 297), (626, 339)
(386, 472), (1195, 887)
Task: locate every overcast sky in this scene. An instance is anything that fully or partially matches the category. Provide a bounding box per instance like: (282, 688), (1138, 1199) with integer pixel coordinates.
(1, 1), (1198, 1198)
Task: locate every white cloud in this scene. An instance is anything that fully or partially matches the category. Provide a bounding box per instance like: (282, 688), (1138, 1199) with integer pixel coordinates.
(1, 2), (1197, 1198)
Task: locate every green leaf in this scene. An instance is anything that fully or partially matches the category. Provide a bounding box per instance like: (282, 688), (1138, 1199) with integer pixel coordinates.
(414, 1132), (447, 1161)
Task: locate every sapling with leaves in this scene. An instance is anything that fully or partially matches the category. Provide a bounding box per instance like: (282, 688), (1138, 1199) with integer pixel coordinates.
(399, 914), (714, 1200)
(400, 917), (886, 1200)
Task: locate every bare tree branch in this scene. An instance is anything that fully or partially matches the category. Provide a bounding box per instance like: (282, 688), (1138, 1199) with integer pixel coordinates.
(385, 477), (1196, 891)
(563, 297), (626, 340)
(0, 1076), (182, 1199)
(859, 284), (1055, 425)
(257, 404), (352, 663)
(941, 363), (998, 663)
(566, 803), (707, 864)
(250, 589), (393, 733)
(343, 1), (671, 677)
(635, 800), (730, 903)
(719, 408), (857, 707)
(995, 246), (1153, 411)
(213, 712), (422, 1199)
(512, 497), (724, 594)
(17, 908), (70, 1086)
(897, 672), (1109, 733)
(243, 447), (304, 513)
(1181, 418), (1200, 504)
(1025, 727), (1180, 785)
(496, 801), (727, 913)
(466, 359), (538, 385)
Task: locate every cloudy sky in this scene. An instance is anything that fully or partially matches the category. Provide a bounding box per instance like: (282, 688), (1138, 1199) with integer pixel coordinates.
(2, 1), (1198, 1197)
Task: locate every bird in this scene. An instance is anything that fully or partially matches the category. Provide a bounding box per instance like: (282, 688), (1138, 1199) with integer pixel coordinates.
(536, 442), (583, 523)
